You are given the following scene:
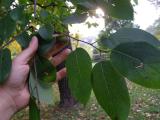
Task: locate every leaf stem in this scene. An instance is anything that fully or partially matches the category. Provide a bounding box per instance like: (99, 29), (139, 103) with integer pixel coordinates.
(34, 0), (37, 17)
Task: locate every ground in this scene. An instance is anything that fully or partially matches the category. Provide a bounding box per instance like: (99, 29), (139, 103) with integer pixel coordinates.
(12, 81), (160, 120)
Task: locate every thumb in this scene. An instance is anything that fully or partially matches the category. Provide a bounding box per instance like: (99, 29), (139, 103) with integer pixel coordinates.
(14, 36), (38, 64)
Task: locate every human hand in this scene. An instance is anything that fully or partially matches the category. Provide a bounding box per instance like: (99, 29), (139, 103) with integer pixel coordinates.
(0, 36), (70, 120)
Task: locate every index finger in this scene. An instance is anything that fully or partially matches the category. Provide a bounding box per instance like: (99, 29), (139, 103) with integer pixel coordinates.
(50, 48), (71, 66)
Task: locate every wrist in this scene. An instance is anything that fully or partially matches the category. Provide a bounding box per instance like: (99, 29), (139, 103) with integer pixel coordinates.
(0, 87), (17, 120)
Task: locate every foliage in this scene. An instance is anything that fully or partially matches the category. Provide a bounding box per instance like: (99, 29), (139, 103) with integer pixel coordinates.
(29, 98), (40, 120)
(111, 42), (160, 88)
(66, 48), (92, 105)
(147, 17), (160, 39)
(0, 0), (160, 120)
(7, 41), (21, 57)
(92, 61), (130, 120)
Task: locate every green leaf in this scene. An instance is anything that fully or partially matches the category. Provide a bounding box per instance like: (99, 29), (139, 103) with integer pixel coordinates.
(38, 41), (56, 56)
(0, 49), (12, 83)
(100, 28), (160, 49)
(111, 42), (160, 89)
(92, 61), (130, 120)
(19, 0), (27, 4)
(0, 15), (16, 41)
(19, 13), (29, 28)
(40, 9), (50, 19)
(29, 98), (40, 120)
(107, 0), (133, 20)
(35, 55), (56, 85)
(66, 48), (92, 105)
(37, 34), (56, 56)
(10, 5), (24, 21)
(16, 31), (30, 49)
(0, 0), (14, 9)
(63, 13), (88, 24)
(38, 24), (54, 41)
(29, 72), (54, 104)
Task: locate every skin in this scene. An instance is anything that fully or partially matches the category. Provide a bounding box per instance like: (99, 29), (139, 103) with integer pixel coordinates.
(0, 36), (71, 120)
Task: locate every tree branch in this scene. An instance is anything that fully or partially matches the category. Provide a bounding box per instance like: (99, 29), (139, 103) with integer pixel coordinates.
(60, 33), (109, 53)
(29, 0), (68, 9)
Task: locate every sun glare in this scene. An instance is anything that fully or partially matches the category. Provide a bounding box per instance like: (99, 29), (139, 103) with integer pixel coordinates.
(69, 8), (105, 39)
(96, 8), (104, 17)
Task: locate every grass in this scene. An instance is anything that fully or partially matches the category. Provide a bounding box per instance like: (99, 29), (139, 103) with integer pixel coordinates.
(12, 82), (160, 120)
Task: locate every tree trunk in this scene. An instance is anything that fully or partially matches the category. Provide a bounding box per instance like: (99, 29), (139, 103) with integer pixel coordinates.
(56, 61), (77, 108)
(55, 34), (78, 108)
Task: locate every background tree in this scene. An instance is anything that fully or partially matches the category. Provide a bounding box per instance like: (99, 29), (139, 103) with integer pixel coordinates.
(147, 17), (160, 39)
(147, 0), (160, 39)
(149, 0), (160, 6)
(92, 17), (139, 62)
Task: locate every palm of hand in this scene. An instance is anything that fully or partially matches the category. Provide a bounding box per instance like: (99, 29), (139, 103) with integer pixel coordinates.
(1, 37), (70, 113)
(5, 61), (30, 110)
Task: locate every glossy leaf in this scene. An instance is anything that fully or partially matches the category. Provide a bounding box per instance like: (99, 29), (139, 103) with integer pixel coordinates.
(10, 5), (24, 21)
(107, 0), (133, 20)
(35, 55), (56, 84)
(0, 15), (16, 41)
(38, 25), (54, 41)
(63, 13), (88, 24)
(16, 31), (30, 49)
(0, 49), (12, 83)
(29, 98), (40, 120)
(100, 28), (160, 49)
(92, 61), (130, 120)
(29, 72), (54, 104)
(18, 13), (30, 28)
(111, 42), (160, 89)
(37, 33), (56, 56)
(66, 48), (92, 105)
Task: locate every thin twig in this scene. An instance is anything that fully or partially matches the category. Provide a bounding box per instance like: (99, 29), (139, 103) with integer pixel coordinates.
(29, 0), (68, 9)
(34, 0), (37, 17)
(37, 2), (68, 9)
(61, 33), (110, 53)
(91, 40), (99, 45)
(33, 57), (40, 106)
(0, 37), (15, 51)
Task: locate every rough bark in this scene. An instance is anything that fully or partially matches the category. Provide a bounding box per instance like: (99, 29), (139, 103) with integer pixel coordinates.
(56, 36), (77, 108)
(56, 61), (77, 108)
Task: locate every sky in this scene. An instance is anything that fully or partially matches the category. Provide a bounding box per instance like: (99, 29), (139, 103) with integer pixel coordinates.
(69, 0), (160, 39)
(134, 0), (160, 30)
(69, 14), (105, 39)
